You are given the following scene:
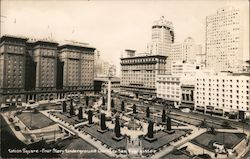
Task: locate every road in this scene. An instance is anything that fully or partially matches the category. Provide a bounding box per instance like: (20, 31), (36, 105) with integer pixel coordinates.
(117, 96), (250, 131)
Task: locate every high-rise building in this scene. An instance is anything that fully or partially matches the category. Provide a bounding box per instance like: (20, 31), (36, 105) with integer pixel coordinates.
(0, 35), (28, 105)
(58, 44), (95, 91)
(205, 6), (243, 73)
(120, 52), (166, 98)
(170, 37), (202, 63)
(147, 16), (174, 74)
(0, 35), (95, 106)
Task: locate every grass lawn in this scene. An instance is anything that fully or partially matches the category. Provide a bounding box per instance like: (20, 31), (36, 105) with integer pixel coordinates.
(141, 129), (190, 150)
(17, 112), (55, 130)
(191, 132), (246, 152)
(60, 137), (110, 159)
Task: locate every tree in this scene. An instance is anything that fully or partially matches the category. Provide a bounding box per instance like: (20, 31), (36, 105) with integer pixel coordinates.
(146, 107), (150, 118)
(86, 96), (89, 107)
(133, 104), (137, 114)
(114, 117), (121, 138)
(78, 107), (83, 120)
(147, 120), (154, 138)
(88, 110), (93, 124)
(162, 109), (166, 123)
(102, 97), (105, 105)
(100, 113), (107, 130)
(62, 101), (67, 112)
(121, 101), (125, 112)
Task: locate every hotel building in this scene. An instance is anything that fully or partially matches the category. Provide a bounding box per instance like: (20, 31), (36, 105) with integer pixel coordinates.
(0, 35), (95, 106)
(120, 51), (166, 98)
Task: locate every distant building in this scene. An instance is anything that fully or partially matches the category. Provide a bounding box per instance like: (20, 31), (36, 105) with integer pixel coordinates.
(94, 77), (120, 94)
(170, 37), (202, 63)
(147, 16), (174, 74)
(120, 54), (166, 98)
(205, 6), (244, 73)
(0, 35), (95, 106)
(195, 72), (250, 119)
(171, 60), (205, 76)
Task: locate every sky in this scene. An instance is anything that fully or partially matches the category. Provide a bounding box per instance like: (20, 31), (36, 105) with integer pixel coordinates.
(1, 0), (249, 75)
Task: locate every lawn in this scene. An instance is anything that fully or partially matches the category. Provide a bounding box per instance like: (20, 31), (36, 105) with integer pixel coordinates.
(82, 125), (127, 150)
(140, 129), (190, 150)
(17, 112), (55, 130)
(191, 132), (246, 152)
(60, 137), (110, 159)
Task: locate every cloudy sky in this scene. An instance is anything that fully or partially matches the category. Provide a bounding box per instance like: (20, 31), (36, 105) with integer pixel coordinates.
(1, 0), (249, 75)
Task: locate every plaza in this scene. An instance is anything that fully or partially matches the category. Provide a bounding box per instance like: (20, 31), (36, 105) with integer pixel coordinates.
(1, 93), (249, 158)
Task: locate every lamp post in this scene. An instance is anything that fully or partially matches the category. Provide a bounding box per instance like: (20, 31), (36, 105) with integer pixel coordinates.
(106, 67), (113, 116)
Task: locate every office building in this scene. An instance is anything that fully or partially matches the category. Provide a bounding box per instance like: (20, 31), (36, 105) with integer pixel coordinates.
(205, 6), (243, 73)
(170, 37), (202, 63)
(147, 16), (174, 74)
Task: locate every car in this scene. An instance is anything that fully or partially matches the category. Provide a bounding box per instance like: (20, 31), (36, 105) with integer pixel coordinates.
(144, 101), (149, 104)
(181, 108), (191, 113)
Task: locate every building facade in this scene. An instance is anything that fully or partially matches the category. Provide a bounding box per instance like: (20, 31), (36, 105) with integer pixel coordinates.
(194, 72), (250, 119)
(156, 74), (195, 108)
(156, 75), (182, 107)
(170, 37), (202, 63)
(121, 54), (166, 98)
(205, 6), (244, 73)
(147, 16), (174, 74)
(171, 61), (205, 76)
(0, 36), (28, 106)
(0, 35), (95, 106)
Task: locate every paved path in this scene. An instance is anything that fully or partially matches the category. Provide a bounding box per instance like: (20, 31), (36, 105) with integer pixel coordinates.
(41, 110), (115, 158)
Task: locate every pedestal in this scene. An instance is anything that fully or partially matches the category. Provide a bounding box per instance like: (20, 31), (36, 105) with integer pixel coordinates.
(112, 135), (124, 141)
(144, 136), (157, 142)
(163, 129), (175, 134)
(97, 128), (109, 134)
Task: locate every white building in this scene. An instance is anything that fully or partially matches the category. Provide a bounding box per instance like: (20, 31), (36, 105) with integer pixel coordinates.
(156, 74), (195, 107)
(170, 37), (202, 63)
(156, 75), (181, 107)
(205, 6), (244, 73)
(171, 61), (205, 76)
(147, 16), (174, 74)
(195, 72), (250, 119)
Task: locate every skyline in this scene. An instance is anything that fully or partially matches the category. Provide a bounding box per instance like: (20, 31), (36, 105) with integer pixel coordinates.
(1, 0), (249, 76)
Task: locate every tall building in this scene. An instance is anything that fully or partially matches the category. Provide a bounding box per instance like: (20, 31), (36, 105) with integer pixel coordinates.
(120, 51), (166, 98)
(147, 16), (174, 74)
(33, 40), (58, 96)
(205, 6), (243, 73)
(195, 72), (250, 119)
(58, 44), (95, 92)
(0, 35), (95, 106)
(0, 36), (28, 105)
(170, 37), (202, 63)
